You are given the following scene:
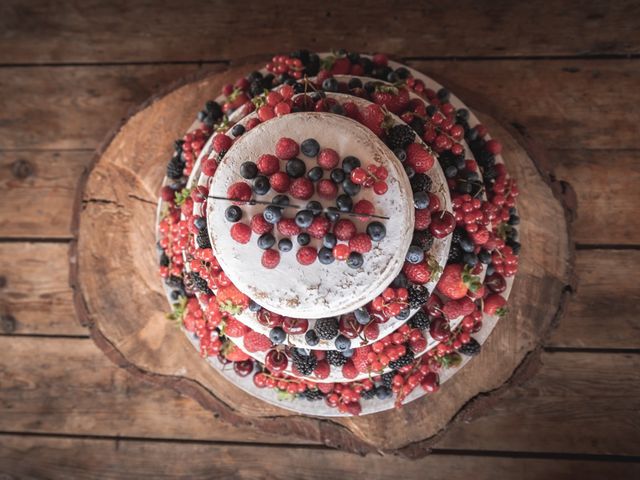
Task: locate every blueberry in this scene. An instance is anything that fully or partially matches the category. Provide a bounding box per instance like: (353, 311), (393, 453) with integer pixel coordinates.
(394, 148), (407, 162)
(263, 205), (282, 224)
(354, 307), (370, 325)
(463, 252), (478, 267)
(406, 245), (424, 264)
(478, 249), (491, 264)
(414, 191), (430, 209)
(330, 168), (345, 184)
(278, 238), (293, 252)
(397, 308), (411, 320)
(376, 386), (392, 399)
(231, 124), (245, 137)
(391, 272), (409, 289)
(342, 156), (361, 173)
(249, 299), (262, 312)
(305, 329), (319, 346)
(240, 161), (258, 179)
(445, 165), (458, 178)
(336, 194), (353, 212)
(257, 233), (276, 250)
(395, 67), (410, 79)
(306, 200), (323, 215)
(459, 236), (475, 253)
(194, 217), (207, 230)
(301, 138), (320, 157)
(297, 233), (311, 246)
(404, 165), (416, 179)
(486, 263), (495, 276)
(269, 327), (286, 345)
(347, 252), (364, 269)
(307, 166), (323, 182)
(509, 214), (520, 226)
(334, 335), (351, 351)
(330, 103), (345, 115)
(323, 233), (337, 249)
(322, 77), (339, 92)
(253, 175), (270, 195)
(272, 194), (290, 206)
(341, 348), (354, 358)
(348, 77), (363, 89)
(224, 205), (242, 223)
(367, 221), (386, 241)
(386, 71), (398, 83)
(342, 178), (361, 196)
(325, 207), (341, 223)
(286, 158), (306, 178)
(318, 247), (335, 264)
(295, 209), (314, 228)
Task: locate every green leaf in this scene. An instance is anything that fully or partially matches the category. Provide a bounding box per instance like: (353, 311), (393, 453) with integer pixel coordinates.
(166, 295), (188, 325)
(174, 187), (192, 207)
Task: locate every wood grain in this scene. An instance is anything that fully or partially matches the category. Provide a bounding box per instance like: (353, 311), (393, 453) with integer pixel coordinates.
(0, 336), (304, 445)
(1, 435), (638, 480)
(1, 0), (639, 64)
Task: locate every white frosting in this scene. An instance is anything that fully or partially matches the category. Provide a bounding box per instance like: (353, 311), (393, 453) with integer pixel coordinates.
(207, 113), (414, 319)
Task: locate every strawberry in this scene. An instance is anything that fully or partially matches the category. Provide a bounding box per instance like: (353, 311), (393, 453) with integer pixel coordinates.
(353, 199), (374, 220)
(313, 360), (330, 380)
(353, 345), (371, 373)
(277, 218), (301, 236)
(342, 101), (362, 121)
(217, 284), (249, 314)
(402, 261), (431, 284)
(410, 337), (427, 354)
(224, 317), (248, 337)
(257, 154), (280, 175)
(243, 330), (272, 353)
(261, 249), (280, 269)
(317, 148), (340, 170)
(371, 85), (410, 114)
(250, 214), (273, 234)
(289, 177), (314, 200)
(348, 233), (372, 254)
(360, 104), (387, 137)
(437, 264), (481, 300)
(414, 208), (432, 231)
(227, 182), (252, 203)
(269, 171), (290, 193)
(307, 215), (331, 238)
(484, 294), (507, 316)
(275, 137), (299, 160)
(230, 223), (251, 244)
(212, 133), (233, 153)
(296, 246), (317, 265)
(222, 341), (250, 362)
(342, 360), (358, 379)
(317, 179), (338, 199)
(406, 143), (435, 174)
(330, 57), (351, 75)
(334, 219), (357, 241)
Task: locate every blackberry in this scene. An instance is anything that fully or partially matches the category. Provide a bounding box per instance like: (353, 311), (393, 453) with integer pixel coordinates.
(407, 284), (429, 309)
(409, 310), (431, 330)
(389, 349), (415, 370)
(190, 272), (212, 295)
(291, 349), (317, 376)
(326, 350), (348, 367)
(458, 338), (481, 356)
(452, 227), (466, 245)
(361, 388), (376, 400)
(448, 244), (463, 263)
(381, 371), (395, 389)
(315, 317), (339, 340)
(410, 173), (433, 193)
(387, 125), (415, 150)
(166, 156), (185, 179)
(412, 231), (434, 251)
(165, 275), (184, 289)
(303, 388), (324, 401)
(196, 228), (211, 249)
(159, 252), (170, 267)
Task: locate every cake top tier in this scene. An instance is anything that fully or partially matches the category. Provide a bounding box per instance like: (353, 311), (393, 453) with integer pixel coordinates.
(207, 112), (414, 319)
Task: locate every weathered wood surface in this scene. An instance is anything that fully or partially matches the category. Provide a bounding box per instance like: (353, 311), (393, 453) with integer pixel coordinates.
(1, 0), (639, 64)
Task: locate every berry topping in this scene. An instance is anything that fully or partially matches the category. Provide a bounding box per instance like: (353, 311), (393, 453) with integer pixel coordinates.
(301, 138), (320, 157)
(230, 223), (251, 244)
(334, 219), (357, 241)
(275, 137), (299, 160)
(256, 154), (280, 175)
(227, 182), (252, 202)
(289, 177), (314, 200)
(317, 148), (340, 170)
(296, 246), (317, 265)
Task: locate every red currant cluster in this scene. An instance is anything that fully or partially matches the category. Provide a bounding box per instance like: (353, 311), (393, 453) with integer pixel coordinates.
(452, 194), (491, 241)
(255, 85), (296, 121)
(370, 287), (409, 319)
(179, 126), (213, 177)
(266, 55), (305, 79)
(349, 164), (389, 195)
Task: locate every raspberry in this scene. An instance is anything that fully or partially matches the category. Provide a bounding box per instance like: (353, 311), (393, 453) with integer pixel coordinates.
(317, 148), (340, 170)
(269, 171), (290, 193)
(243, 331), (272, 353)
(289, 177), (314, 200)
(348, 233), (372, 253)
(342, 360), (358, 379)
(256, 154), (280, 175)
(307, 215), (331, 238)
(317, 179), (338, 199)
(313, 361), (330, 380)
(277, 218), (301, 236)
(353, 199), (374, 220)
(275, 137), (299, 160)
(230, 223), (251, 244)
(261, 249), (280, 269)
(225, 317), (248, 337)
(202, 158), (217, 176)
(250, 214), (273, 234)
(334, 219), (357, 241)
(352, 345), (371, 373)
(212, 133), (232, 153)
(406, 143), (435, 173)
(333, 244), (350, 260)
(296, 246), (317, 265)
(402, 262), (431, 284)
(415, 208), (432, 231)
(227, 182), (252, 203)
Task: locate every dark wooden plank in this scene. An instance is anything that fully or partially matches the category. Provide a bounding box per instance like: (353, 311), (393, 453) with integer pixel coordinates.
(1, 0), (639, 63)
(1, 435), (638, 480)
(0, 243), (84, 336)
(548, 250), (640, 349)
(0, 336), (309, 444)
(0, 151), (91, 239)
(436, 351), (640, 455)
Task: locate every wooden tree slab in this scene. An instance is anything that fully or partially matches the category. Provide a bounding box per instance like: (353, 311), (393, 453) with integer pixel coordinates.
(70, 64), (574, 456)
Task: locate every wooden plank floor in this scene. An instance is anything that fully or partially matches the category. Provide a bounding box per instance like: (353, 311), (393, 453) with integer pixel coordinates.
(0, 1), (638, 478)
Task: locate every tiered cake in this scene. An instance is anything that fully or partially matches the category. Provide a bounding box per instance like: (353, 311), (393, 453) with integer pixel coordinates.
(156, 51), (520, 416)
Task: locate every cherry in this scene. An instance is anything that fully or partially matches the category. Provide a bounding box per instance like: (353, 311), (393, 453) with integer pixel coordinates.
(282, 317), (309, 334)
(265, 350), (288, 373)
(339, 314), (362, 339)
(233, 360), (254, 377)
(421, 372), (440, 393)
(429, 211), (455, 238)
(485, 273), (507, 293)
(429, 318), (451, 342)
(257, 310), (284, 328)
